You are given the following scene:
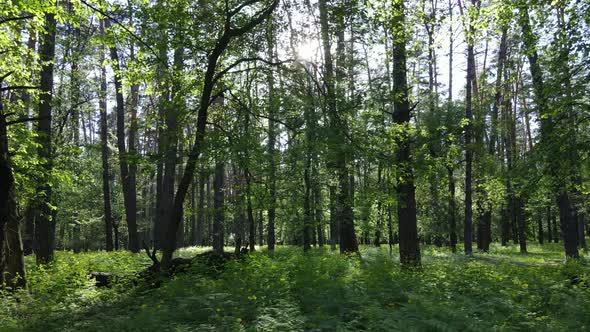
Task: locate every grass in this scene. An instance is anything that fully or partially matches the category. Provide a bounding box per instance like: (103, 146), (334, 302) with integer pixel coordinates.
(1, 243), (589, 331)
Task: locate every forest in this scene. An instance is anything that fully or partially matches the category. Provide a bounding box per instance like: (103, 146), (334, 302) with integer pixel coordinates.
(1, 0), (590, 330)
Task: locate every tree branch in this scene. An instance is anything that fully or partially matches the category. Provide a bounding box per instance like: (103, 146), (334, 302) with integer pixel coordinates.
(0, 85), (40, 92)
(0, 15), (34, 25)
(6, 116), (49, 126)
(79, 0), (167, 66)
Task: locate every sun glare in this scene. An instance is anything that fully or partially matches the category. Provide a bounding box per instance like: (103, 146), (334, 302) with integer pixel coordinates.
(296, 39), (320, 62)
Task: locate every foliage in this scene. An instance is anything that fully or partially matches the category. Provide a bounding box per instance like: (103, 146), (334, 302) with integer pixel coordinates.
(1, 245), (589, 331)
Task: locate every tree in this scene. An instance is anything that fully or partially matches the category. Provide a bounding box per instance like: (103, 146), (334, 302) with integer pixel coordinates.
(160, 0), (279, 269)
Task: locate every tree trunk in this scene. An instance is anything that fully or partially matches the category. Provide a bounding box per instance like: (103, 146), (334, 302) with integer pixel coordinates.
(462, 0), (478, 256)
(392, 0), (420, 266)
(1, 99), (26, 289)
(35, 13), (57, 264)
(318, 0), (357, 254)
(105, 19), (139, 253)
(99, 19), (114, 251)
(558, 192), (578, 258)
(266, 18), (277, 251)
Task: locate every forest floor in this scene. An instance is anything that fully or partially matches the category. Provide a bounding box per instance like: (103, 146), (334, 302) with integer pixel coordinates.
(1, 243), (589, 331)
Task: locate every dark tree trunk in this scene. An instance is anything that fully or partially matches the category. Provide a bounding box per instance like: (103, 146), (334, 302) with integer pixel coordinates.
(212, 161), (225, 254)
(99, 20), (114, 251)
(462, 0), (478, 256)
(35, 13), (57, 264)
(558, 192), (578, 258)
(159, 45), (185, 251)
(23, 206), (34, 255)
(105, 19), (139, 253)
(392, 0), (420, 266)
(1, 99), (27, 289)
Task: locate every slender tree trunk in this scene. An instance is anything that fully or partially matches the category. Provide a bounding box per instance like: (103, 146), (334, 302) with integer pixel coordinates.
(35, 13), (57, 264)
(105, 19), (139, 253)
(99, 19), (114, 251)
(266, 18), (277, 251)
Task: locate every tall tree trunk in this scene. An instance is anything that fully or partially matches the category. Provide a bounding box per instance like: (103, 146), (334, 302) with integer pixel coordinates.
(266, 18), (277, 251)
(35, 13), (57, 264)
(392, 0), (420, 266)
(99, 19), (114, 251)
(1, 99), (26, 289)
(318, 0), (357, 254)
(105, 19), (139, 253)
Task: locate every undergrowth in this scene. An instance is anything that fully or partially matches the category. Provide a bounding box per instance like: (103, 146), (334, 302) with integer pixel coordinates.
(1, 243), (589, 331)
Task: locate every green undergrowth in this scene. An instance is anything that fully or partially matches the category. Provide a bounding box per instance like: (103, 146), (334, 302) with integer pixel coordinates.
(1, 243), (589, 331)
